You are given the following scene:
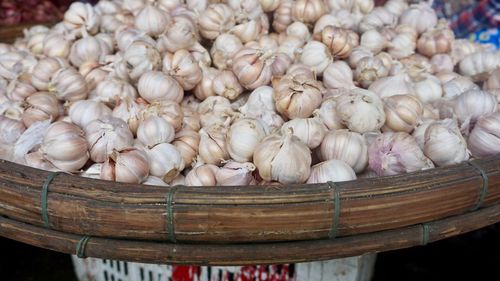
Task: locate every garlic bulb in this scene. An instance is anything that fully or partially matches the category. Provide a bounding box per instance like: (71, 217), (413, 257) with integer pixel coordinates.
(254, 131), (311, 184)
(368, 74), (414, 99)
(48, 67), (89, 102)
(163, 50), (202, 91)
(281, 116), (326, 149)
(319, 130), (368, 173)
(79, 61), (109, 91)
(451, 39), (484, 64)
(231, 47), (274, 90)
(316, 98), (345, 130)
(101, 148), (149, 183)
(69, 36), (111, 67)
(6, 73), (37, 101)
(199, 123), (230, 166)
(459, 51), (500, 82)
(85, 116), (134, 163)
(40, 121), (89, 172)
(336, 88), (385, 133)
(226, 118), (267, 162)
(317, 26), (359, 59)
(216, 161), (256, 186)
(134, 5), (170, 36)
(22, 92), (60, 128)
(210, 34), (243, 70)
(115, 28), (155, 53)
(138, 71), (183, 103)
(194, 66), (219, 101)
(368, 131), (434, 176)
(0, 116), (25, 145)
(213, 70), (244, 100)
(185, 164), (219, 186)
(348, 46), (373, 68)
(24, 150), (58, 172)
(323, 61), (356, 90)
(95, 78), (138, 107)
(299, 41), (332, 76)
(239, 86), (276, 114)
(484, 68), (500, 91)
(360, 29), (387, 54)
(198, 96), (235, 128)
(383, 95), (423, 133)
(181, 107), (201, 132)
(412, 74), (443, 104)
(307, 160), (356, 184)
(291, 0), (327, 24)
(274, 69), (323, 119)
(261, 0), (280, 12)
(468, 112), (500, 158)
(273, 0), (293, 32)
(452, 89), (497, 132)
(0, 100), (24, 121)
(31, 57), (69, 91)
(411, 119), (434, 150)
(417, 22), (454, 57)
(423, 119), (469, 166)
(156, 15), (198, 53)
(145, 143), (185, 182)
(143, 176), (168, 186)
(359, 7), (397, 33)
(384, 0), (408, 16)
(442, 75), (479, 99)
(112, 98), (146, 135)
(137, 116), (175, 148)
(198, 4), (236, 40)
(115, 40), (162, 83)
(64, 2), (100, 35)
(399, 2), (437, 34)
(430, 54), (455, 74)
(230, 13), (269, 44)
(173, 128), (200, 166)
(141, 100), (184, 132)
(354, 57), (389, 88)
(286, 22), (311, 43)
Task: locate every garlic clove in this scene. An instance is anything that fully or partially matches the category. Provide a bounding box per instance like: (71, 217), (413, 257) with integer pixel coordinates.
(216, 161), (256, 186)
(185, 164), (219, 186)
(226, 118), (267, 162)
(307, 160), (356, 184)
(423, 119), (469, 166)
(173, 128), (200, 167)
(101, 148), (149, 183)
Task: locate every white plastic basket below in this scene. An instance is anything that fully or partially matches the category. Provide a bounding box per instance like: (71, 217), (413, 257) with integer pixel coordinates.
(71, 254), (376, 281)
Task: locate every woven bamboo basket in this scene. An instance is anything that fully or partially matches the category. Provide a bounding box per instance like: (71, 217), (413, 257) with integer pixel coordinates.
(0, 25), (499, 266)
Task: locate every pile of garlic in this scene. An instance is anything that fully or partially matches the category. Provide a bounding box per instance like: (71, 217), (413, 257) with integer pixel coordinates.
(0, 0), (499, 187)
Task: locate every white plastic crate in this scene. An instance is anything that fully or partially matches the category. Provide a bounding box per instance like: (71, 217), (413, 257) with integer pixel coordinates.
(72, 254), (376, 281)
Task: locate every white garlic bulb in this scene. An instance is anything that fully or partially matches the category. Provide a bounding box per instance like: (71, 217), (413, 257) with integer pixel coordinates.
(95, 78), (138, 107)
(319, 129), (368, 173)
(0, 116), (25, 145)
(484, 68), (500, 91)
(172, 128), (200, 166)
(359, 7), (397, 33)
(138, 71), (183, 103)
(227, 118), (267, 162)
(468, 112), (500, 158)
(442, 75), (478, 99)
(239, 86), (276, 114)
(423, 119), (469, 166)
(156, 15), (198, 53)
(137, 116), (175, 148)
(459, 51), (500, 82)
(253, 131), (311, 184)
(355, 56), (389, 88)
(213, 70), (244, 100)
(316, 98), (345, 131)
(185, 163), (219, 186)
(281, 116), (326, 149)
(134, 5), (170, 36)
(430, 54), (455, 74)
(115, 40), (162, 83)
(141, 100), (184, 132)
(411, 119), (434, 150)
(231, 47), (274, 90)
(101, 148), (149, 183)
(69, 36), (111, 67)
(85, 116), (134, 163)
(273, 0), (293, 32)
(383, 94), (423, 133)
(291, 0), (327, 24)
(360, 29), (387, 54)
(307, 160), (356, 184)
(143, 176), (168, 186)
(368, 131), (434, 176)
(112, 98), (146, 135)
(323, 61), (356, 90)
(317, 26), (359, 59)
(300, 41), (332, 75)
(31, 57), (69, 91)
(199, 123), (230, 166)
(48, 67), (89, 102)
(23, 92), (60, 128)
(210, 33), (243, 70)
(336, 88), (386, 133)
(194, 66), (219, 101)
(198, 96), (234, 128)
(64, 2), (100, 35)
(399, 2), (437, 34)
(162, 50), (202, 91)
(216, 161), (256, 186)
(198, 3), (236, 40)
(145, 143), (185, 183)
(6, 73), (37, 101)
(368, 74), (414, 99)
(412, 74), (443, 104)
(79, 61), (109, 91)
(452, 89), (497, 132)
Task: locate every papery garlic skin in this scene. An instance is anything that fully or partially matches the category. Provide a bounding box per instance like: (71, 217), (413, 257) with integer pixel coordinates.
(452, 89), (497, 132)
(336, 88), (386, 133)
(319, 130), (368, 173)
(383, 94), (423, 133)
(138, 71), (183, 103)
(399, 2), (437, 34)
(412, 74), (443, 104)
(355, 56), (389, 88)
(316, 98), (345, 130)
(85, 116), (134, 163)
(134, 5), (170, 37)
(291, 0), (327, 24)
(173, 128), (200, 166)
(198, 96), (234, 128)
(239, 86), (276, 114)
(115, 40), (162, 83)
(368, 74), (414, 99)
(0, 116), (25, 145)
(198, 4), (236, 40)
(468, 112), (500, 158)
(141, 100), (184, 132)
(163, 50), (202, 91)
(69, 36), (111, 67)
(417, 22), (454, 57)
(95, 78), (138, 107)
(6, 73), (37, 101)
(231, 47), (274, 90)
(359, 7), (397, 33)
(40, 121), (89, 172)
(198, 124), (230, 166)
(145, 143), (185, 183)
(23, 92), (60, 128)
(112, 98), (146, 135)
(194, 66), (219, 101)
(459, 52), (500, 82)
(253, 131), (311, 184)
(49, 67), (89, 102)
(323, 61), (356, 90)
(307, 160), (356, 184)
(137, 116), (175, 149)
(484, 68), (500, 91)
(423, 119), (469, 166)
(318, 26), (359, 59)
(210, 34), (243, 70)
(368, 131), (434, 176)
(430, 54), (455, 74)
(216, 161), (256, 186)
(273, 0), (293, 32)
(360, 29), (387, 54)
(79, 61), (109, 91)
(157, 14), (198, 53)
(143, 176), (168, 186)
(227, 118), (267, 162)
(185, 164), (219, 186)
(300, 41), (332, 75)
(31, 57), (69, 91)
(64, 2), (100, 35)
(213, 70), (244, 100)
(281, 116), (326, 149)
(101, 148), (149, 183)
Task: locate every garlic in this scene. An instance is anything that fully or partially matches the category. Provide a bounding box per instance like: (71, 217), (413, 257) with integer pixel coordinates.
(209, 70), (242, 101)
(316, 98), (345, 130)
(399, 2), (437, 34)
(64, 2), (100, 35)
(324, 0), (354, 11)
(137, 71), (183, 103)
(198, 122), (230, 166)
(319, 130), (368, 173)
(6, 73), (37, 101)
(231, 13), (269, 44)
(101, 148), (149, 183)
(382, 94), (423, 133)
(468, 112), (500, 158)
(245, 109), (284, 135)
(48, 67), (89, 102)
(231, 47), (274, 89)
(360, 29), (387, 54)
(0, 100), (24, 121)
(69, 36), (111, 68)
(79, 61), (110, 91)
(185, 164), (219, 186)
(323, 61), (356, 90)
(189, 42), (212, 68)
(451, 39), (485, 64)
(273, 0), (293, 32)
(40, 121), (89, 172)
(354, 57), (389, 88)
(0, 116), (25, 145)
(368, 74), (414, 98)
(181, 107), (201, 132)
(143, 176), (168, 186)
(442, 75), (479, 99)
(384, 0), (408, 16)
(299, 41), (332, 76)
(145, 143), (185, 182)
(162, 50), (202, 91)
(368, 131), (434, 176)
(459, 51), (500, 82)
(31, 57), (69, 91)
(484, 68), (500, 91)
(281, 115), (326, 149)
(115, 28), (156, 53)
(137, 116), (175, 148)
(336, 88), (385, 133)
(412, 74), (443, 104)
(0, 52), (24, 80)
(24, 150), (58, 172)
(452, 89), (497, 132)
(94, 78), (137, 107)
(173, 128), (200, 166)
(274, 69), (323, 119)
(411, 119), (434, 150)
(318, 26), (359, 59)
(115, 40), (162, 83)
(423, 119), (469, 166)
(198, 96), (235, 128)
(307, 160), (356, 183)
(261, 0), (280, 12)
(112, 98), (146, 134)
(22, 92), (60, 128)
(430, 54), (455, 74)
(253, 130), (311, 184)
(226, 118), (267, 162)
(239, 86), (276, 114)
(348, 46), (373, 68)
(194, 66), (219, 101)
(387, 25), (417, 59)
(134, 5), (170, 36)
(210, 34), (243, 70)
(291, 0), (327, 24)
(27, 32), (47, 55)
(359, 7), (397, 33)
(141, 100), (184, 132)
(417, 22), (454, 57)
(435, 71), (461, 84)
(156, 15), (198, 53)
(198, 4), (236, 40)
(216, 161), (256, 186)
(286, 22), (311, 43)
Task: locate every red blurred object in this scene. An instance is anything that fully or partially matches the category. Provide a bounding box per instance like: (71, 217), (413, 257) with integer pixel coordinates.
(0, 0), (67, 25)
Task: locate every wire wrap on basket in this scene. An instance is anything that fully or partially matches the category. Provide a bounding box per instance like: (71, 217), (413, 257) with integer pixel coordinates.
(420, 223), (430, 246)
(41, 172), (63, 229)
(468, 161), (489, 211)
(327, 181), (341, 239)
(76, 236), (91, 258)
